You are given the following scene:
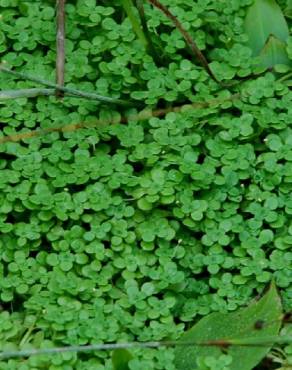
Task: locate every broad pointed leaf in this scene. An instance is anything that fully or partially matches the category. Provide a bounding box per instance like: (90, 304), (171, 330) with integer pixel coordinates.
(174, 282), (282, 370)
(244, 0), (289, 55)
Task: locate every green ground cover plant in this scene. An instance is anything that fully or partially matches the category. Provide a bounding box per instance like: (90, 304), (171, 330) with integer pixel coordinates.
(0, 0), (291, 369)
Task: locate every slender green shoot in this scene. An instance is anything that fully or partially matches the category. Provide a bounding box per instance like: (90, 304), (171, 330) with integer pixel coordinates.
(121, 0), (148, 48)
(0, 65), (135, 106)
(134, 0), (163, 64)
(0, 336), (291, 360)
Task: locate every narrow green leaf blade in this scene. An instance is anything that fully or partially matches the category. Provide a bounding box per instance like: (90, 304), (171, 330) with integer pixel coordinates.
(112, 348), (133, 370)
(121, 0), (148, 47)
(244, 0), (289, 55)
(174, 282), (282, 370)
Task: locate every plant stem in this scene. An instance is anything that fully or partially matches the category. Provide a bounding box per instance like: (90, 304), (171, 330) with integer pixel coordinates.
(56, 0), (66, 98)
(146, 0), (220, 84)
(0, 336), (290, 359)
(0, 65), (135, 106)
(0, 93), (241, 144)
(0, 89), (55, 100)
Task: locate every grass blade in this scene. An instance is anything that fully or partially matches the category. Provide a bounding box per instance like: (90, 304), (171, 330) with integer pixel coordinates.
(121, 0), (148, 48)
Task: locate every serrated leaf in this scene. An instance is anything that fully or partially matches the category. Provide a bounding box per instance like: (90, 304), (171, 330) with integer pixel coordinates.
(258, 35), (292, 68)
(112, 348), (133, 370)
(174, 282), (282, 370)
(244, 0), (289, 55)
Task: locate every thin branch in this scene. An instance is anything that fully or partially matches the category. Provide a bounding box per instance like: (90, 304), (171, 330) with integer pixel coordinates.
(0, 336), (291, 360)
(0, 122), (83, 144)
(0, 89), (55, 100)
(0, 93), (241, 144)
(0, 88), (127, 101)
(56, 0), (66, 98)
(0, 65), (135, 106)
(146, 0), (220, 84)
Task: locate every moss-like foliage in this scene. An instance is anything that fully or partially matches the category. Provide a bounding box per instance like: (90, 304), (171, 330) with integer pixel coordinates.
(0, 0), (291, 369)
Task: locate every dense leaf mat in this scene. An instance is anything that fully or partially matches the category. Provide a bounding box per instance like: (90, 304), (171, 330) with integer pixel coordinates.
(0, 0), (291, 369)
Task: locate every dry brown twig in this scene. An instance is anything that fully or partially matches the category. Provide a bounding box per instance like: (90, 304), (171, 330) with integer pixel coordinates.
(56, 0), (66, 98)
(0, 93), (240, 144)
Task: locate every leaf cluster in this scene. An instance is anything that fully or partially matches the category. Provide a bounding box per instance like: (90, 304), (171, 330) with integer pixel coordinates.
(0, 0), (291, 369)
